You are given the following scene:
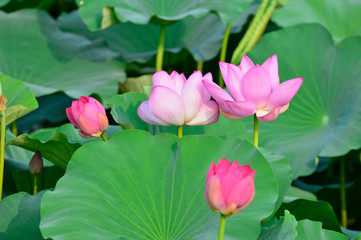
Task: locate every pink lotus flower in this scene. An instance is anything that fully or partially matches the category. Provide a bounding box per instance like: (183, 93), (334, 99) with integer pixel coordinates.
(203, 55), (303, 121)
(137, 70), (219, 126)
(205, 158), (255, 217)
(66, 96), (109, 138)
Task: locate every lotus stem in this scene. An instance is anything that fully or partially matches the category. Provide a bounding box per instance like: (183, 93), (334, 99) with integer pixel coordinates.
(0, 109), (5, 200)
(219, 23), (232, 88)
(156, 25), (166, 71)
(101, 133), (108, 142)
(178, 125), (183, 138)
(340, 157), (347, 228)
(197, 62), (204, 71)
(243, 0), (277, 54)
(231, 0), (273, 65)
(33, 174), (38, 195)
(253, 114), (259, 148)
(218, 214), (226, 240)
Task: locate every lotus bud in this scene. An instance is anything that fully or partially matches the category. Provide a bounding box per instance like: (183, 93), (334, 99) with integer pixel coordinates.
(66, 96), (109, 138)
(29, 151), (43, 175)
(205, 158), (255, 217)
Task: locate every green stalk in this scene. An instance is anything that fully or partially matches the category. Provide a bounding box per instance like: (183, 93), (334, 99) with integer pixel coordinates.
(253, 114), (259, 148)
(101, 133), (108, 142)
(33, 174), (38, 195)
(231, 0), (270, 65)
(197, 62), (204, 71)
(340, 157), (348, 228)
(156, 25), (166, 71)
(218, 215), (226, 240)
(0, 109), (5, 200)
(243, 0), (277, 54)
(178, 125), (183, 138)
(219, 23), (232, 88)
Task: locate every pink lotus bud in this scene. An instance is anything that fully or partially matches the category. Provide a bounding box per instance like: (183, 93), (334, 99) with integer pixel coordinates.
(137, 70), (219, 126)
(66, 96), (109, 138)
(205, 158), (255, 217)
(202, 54), (303, 121)
(29, 151), (43, 175)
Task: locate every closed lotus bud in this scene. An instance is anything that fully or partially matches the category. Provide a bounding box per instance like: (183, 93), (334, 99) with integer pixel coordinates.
(66, 96), (109, 138)
(29, 151), (43, 175)
(205, 158), (255, 217)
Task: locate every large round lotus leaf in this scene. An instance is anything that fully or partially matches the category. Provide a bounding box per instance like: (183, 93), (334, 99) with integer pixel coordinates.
(238, 24), (361, 178)
(76, 0), (252, 30)
(272, 0), (361, 42)
(0, 191), (46, 240)
(58, 10), (252, 63)
(0, 9), (125, 101)
(0, 74), (38, 125)
(40, 130), (278, 239)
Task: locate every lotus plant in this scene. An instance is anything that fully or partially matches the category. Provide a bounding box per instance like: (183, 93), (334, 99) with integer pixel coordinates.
(202, 54), (303, 122)
(205, 158), (255, 240)
(137, 70), (219, 137)
(66, 96), (109, 141)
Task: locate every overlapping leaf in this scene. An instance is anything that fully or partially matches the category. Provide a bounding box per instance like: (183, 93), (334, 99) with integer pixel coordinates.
(76, 0), (252, 30)
(0, 191), (46, 240)
(58, 9), (254, 63)
(0, 9), (125, 101)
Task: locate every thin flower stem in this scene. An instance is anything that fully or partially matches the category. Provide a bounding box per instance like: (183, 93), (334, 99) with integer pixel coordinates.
(340, 157), (347, 228)
(196, 62), (203, 71)
(156, 25), (166, 72)
(253, 114), (259, 148)
(218, 214), (226, 240)
(101, 133), (108, 142)
(33, 174), (38, 195)
(0, 110), (5, 200)
(178, 125), (183, 138)
(219, 23), (232, 88)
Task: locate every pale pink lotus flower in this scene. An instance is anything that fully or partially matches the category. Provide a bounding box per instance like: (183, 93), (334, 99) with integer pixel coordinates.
(202, 55), (303, 121)
(205, 158), (255, 217)
(66, 96), (109, 138)
(137, 70), (219, 126)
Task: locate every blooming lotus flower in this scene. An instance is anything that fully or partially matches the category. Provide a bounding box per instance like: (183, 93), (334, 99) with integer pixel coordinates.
(205, 158), (255, 216)
(66, 96), (109, 138)
(137, 70), (219, 126)
(203, 55), (303, 121)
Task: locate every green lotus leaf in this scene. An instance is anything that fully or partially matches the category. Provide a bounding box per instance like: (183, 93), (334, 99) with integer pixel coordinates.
(259, 210), (297, 240)
(0, 191), (46, 240)
(295, 219), (349, 240)
(275, 199), (341, 232)
(58, 9), (254, 63)
(76, 0), (252, 30)
(0, 9), (125, 101)
(40, 130), (278, 239)
(0, 74), (38, 125)
(272, 0), (361, 42)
